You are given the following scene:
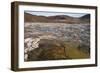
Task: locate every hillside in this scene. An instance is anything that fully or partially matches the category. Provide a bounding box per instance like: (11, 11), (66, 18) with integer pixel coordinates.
(81, 14), (90, 19)
(24, 13), (90, 24)
(80, 14), (90, 23)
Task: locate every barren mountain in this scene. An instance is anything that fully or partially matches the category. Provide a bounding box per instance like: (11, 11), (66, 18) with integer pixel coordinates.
(24, 13), (50, 22)
(24, 13), (89, 24)
(81, 14), (90, 19)
(80, 14), (90, 23)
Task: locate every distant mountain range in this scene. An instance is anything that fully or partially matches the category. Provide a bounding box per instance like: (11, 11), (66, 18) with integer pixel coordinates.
(24, 13), (90, 24)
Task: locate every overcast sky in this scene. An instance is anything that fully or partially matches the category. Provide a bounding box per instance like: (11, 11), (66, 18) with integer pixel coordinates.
(25, 11), (88, 18)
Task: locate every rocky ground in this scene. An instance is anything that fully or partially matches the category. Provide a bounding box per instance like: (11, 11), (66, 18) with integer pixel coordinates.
(24, 23), (90, 61)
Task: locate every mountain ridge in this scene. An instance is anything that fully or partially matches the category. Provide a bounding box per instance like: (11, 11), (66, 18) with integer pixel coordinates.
(24, 13), (90, 24)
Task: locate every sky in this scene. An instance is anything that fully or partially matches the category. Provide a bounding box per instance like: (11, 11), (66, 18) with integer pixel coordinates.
(25, 11), (88, 18)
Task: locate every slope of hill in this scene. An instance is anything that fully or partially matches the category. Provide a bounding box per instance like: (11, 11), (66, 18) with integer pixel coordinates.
(81, 14), (90, 19)
(80, 14), (90, 23)
(24, 13), (50, 22)
(24, 12), (88, 24)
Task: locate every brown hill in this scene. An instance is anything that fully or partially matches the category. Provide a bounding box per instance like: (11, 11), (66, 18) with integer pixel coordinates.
(80, 14), (90, 23)
(24, 13), (51, 22)
(48, 15), (80, 23)
(24, 13), (89, 24)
